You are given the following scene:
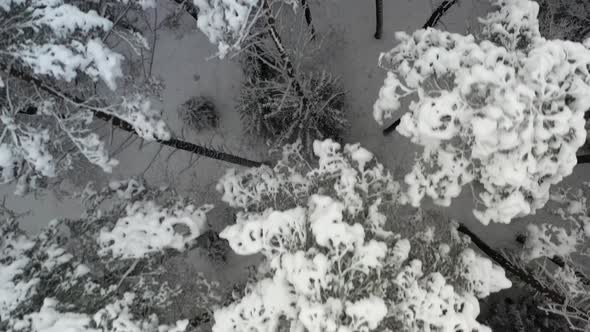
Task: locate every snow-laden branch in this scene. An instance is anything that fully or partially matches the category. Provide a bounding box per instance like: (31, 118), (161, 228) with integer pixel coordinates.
(5, 64), (265, 168)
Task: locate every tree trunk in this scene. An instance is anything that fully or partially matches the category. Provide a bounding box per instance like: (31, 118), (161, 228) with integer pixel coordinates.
(4, 65), (266, 168)
(422, 0), (459, 29)
(300, 0), (316, 39)
(374, 0), (383, 39)
(383, 118), (401, 135)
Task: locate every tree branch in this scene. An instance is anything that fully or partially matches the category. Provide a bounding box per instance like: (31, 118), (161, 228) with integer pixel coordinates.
(374, 0), (383, 39)
(300, 0), (316, 39)
(515, 234), (590, 286)
(382, 0), (459, 134)
(261, 0), (307, 104)
(3, 64), (266, 168)
(456, 223), (566, 303)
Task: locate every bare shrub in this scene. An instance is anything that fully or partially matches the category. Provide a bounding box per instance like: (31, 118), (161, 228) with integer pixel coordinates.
(178, 96), (219, 131)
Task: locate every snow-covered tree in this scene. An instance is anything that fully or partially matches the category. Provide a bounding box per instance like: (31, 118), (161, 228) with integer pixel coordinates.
(214, 139), (511, 331)
(0, 0), (170, 193)
(373, 0), (590, 224)
(0, 179), (222, 332)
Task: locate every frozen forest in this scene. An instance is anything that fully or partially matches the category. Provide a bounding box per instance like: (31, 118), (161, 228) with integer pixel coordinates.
(1, 0), (590, 331)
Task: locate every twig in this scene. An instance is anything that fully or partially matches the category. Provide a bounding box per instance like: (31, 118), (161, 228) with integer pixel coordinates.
(148, 7), (158, 77)
(115, 259), (140, 291)
(422, 0), (459, 29)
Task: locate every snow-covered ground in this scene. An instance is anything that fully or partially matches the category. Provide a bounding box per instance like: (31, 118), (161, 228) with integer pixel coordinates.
(5, 0), (589, 255)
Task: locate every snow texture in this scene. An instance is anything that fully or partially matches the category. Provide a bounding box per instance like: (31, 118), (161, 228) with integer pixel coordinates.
(192, 0), (260, 58)
(99, 201), (212, 259)
(215, 195), (390, 331)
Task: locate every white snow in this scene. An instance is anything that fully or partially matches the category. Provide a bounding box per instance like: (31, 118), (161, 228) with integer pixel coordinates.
(392, 260), (491, 332)
(10, 293), (188, 332)
(345, 296), (387, 330)
(308, 194), (364, 251)
(220, 207), (307, 256)
(98, 201), (212, 259)
(459, 248), (512, 298)
(85, 39), (124, 90)
(30, 4), (112, 38)
(192, 0), (260, 58)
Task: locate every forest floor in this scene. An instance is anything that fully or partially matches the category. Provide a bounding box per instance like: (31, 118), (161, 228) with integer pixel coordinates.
(4, 0), (590, 290)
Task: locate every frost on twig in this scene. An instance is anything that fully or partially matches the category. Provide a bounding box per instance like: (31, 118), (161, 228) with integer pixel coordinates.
(190, 0), (299, 58)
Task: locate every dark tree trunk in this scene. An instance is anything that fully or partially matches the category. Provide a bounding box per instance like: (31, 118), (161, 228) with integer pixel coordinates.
(374, 0), (383, 39)
(515, 234), (590, 285)
(172, 0), (308, 110)
(383, 118), (401, 135)
(4, 65), (266, 168)
(578, 154), (590, 164)
(300, 0), (316, 39)
(422, 0), (459, 29)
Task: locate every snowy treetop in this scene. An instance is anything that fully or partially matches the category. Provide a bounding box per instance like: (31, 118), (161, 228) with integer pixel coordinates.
(214, 139), (511, 331)
(374, 0), (590, 224)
